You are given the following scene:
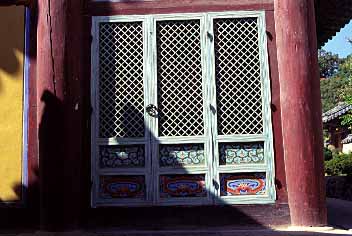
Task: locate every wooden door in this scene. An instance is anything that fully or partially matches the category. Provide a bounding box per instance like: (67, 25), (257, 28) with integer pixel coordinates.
(91, 11), (276, 207)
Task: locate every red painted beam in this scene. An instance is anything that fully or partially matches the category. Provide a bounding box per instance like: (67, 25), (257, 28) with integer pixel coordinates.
(87, 0), (274, 15)
(0, 0), (30, 6)
(274, 0), (327, 226)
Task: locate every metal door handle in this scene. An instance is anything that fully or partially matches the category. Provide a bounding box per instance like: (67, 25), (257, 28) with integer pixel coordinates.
(146, 104), (158, 117)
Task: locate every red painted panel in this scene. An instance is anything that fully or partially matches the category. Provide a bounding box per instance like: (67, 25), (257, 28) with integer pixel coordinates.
(99, 175), (146, 199)
(220, 173), (266, 196)
(0, 0), (29, 6)
(160, 175), (207, 198)
(87, 0), (274, 15)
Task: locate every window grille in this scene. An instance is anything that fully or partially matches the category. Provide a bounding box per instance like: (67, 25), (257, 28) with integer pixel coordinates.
(214, 18), (263, 135)
(98, 22), (145, 138)
(157, 20), (205, 137)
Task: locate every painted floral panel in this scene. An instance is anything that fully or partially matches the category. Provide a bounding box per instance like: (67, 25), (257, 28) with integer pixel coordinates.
(99, 145), (145, 168)
(160, 174), (207, 198)
(219, 142), (264, 165)
(159, 144), (205, 168)
(99, 175), (145, 199)
(220, 173), (266, 196)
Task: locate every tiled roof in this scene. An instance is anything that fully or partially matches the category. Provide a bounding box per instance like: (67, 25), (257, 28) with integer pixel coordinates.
(342, 134), (352, 144)
(316, 0), (352, 48)
(322, 103), (352, 123)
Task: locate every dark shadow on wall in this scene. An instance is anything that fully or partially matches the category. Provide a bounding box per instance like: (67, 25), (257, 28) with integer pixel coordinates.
(38, 90), (66, 230)
(81, 104), (348, 235)
(0, 5), (26, 93)
(0, 169), (40, 232)
(83, 103), (290, 230)
(0, 0), (38, 86)
(0, 88), (74, 232)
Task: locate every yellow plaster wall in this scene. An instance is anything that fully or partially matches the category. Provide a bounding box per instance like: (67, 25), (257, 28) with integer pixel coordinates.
(0, 6), (25, 202)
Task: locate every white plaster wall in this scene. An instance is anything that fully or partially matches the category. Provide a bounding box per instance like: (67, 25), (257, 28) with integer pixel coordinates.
(342, 143), (352, 154)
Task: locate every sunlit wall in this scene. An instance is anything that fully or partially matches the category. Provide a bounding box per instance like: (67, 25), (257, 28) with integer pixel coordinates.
(0, 6), (25, 202)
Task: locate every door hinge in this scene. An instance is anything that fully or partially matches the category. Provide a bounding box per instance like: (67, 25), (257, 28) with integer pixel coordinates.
(207, 31), (214, 42)
(90, 34), (93, 44)
(89, 104), (93, 115)
(90, 181), (94, 191)
(213, 179), (219, 190)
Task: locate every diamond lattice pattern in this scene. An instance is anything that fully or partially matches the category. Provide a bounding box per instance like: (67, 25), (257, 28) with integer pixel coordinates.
(99, 22), (145, 138)
(157, 20), (204, 137)
(214, 18), (263, 135)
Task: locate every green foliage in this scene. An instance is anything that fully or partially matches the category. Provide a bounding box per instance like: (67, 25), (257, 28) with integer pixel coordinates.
(325, 152), (352, 176)
(338, 55), (352, 127)
(320, 76), (349, 112)
(341, 114), (352, 127)
(318, 48), (352, 113)
(337, 55), (352, 79)
(323, 147), (333, 161)
(325, 156), (344, 176)
(318, 49), (342, 78)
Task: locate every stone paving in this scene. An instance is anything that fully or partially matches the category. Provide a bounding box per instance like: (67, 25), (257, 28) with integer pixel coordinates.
(327, 198), (352, 230)
(1, 198), (352, 236)
(11, 228), (352, 236)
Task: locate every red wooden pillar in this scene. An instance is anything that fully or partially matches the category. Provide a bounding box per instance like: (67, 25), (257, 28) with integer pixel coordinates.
(274, 0), (327, 226)
(37, 0), (85, 230)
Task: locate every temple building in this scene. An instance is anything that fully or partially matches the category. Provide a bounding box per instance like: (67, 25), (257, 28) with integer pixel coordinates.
(323, 103), (352, 153)
(0, 0), (351, 231)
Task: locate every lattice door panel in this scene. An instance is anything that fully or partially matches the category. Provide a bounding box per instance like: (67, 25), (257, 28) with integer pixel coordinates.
(214, 18), (263, 135)
(99, 22), (145, 138)
(156, 20), (205, 137)
(92, 12), (275, 207)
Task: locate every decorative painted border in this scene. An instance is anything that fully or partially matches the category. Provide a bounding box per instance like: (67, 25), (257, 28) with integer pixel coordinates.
(219, 142), (265, 165)
(99, 175), (146, 199)
(220, 173), (266, 196)
(99, 145), (145, 168)
(159, 174), (207, 198)
(159, 144), (205, 168)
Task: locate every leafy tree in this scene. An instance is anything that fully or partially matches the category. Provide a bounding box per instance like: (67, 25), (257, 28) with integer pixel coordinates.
(320, 76), (349, 112)
(325, 152), (352, 176)
(323, 147), (333, 161)
(338, 55), (352, 128)
(337, 54), (352, 78)
(318, 49), (342, 78)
